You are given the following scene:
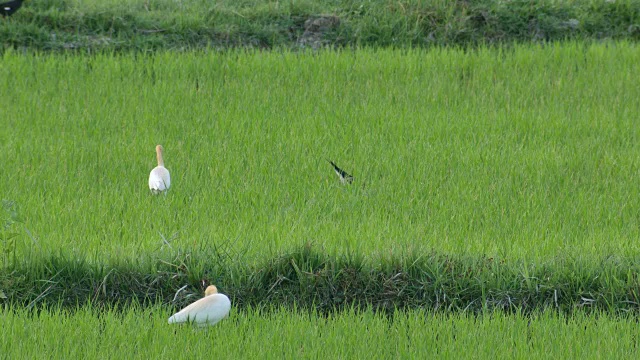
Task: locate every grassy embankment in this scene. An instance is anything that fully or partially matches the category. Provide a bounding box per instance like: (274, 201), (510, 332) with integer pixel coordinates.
(1, 0), (639, 51)
(2, 42), (640, 313)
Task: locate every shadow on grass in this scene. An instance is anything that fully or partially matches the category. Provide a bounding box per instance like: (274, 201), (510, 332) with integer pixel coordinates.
(2, 243), (639, 316)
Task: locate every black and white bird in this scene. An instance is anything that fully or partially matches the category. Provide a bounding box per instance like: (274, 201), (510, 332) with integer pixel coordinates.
(0, 0), (23, 17)
(328, 160), (354, 184)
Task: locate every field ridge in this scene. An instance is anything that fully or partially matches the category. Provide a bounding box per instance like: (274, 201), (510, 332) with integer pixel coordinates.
(1, 0), (639, 51)
(2, 245), (640, 315)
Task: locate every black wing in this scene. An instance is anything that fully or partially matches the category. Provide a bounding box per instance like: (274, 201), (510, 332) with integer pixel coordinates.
(0, 0), (23, 17)
(328, 160), (354, 184)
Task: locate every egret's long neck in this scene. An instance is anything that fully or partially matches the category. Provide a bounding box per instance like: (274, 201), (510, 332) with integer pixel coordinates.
(156, 148), (164, 167)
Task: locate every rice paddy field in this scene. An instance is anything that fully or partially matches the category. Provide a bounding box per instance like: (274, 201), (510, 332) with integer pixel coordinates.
(2, 41), (640, 357)
(2, 307), (639, 359)
(2, 42), (640, 262)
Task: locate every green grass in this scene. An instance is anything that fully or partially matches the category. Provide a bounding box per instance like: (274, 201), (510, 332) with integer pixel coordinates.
(1, 0), (639, 51)
(2, 42), (640, 310)
(2, 306), (639, 359)
(2, 41), (640, 262)
(4, 246), (640, 314)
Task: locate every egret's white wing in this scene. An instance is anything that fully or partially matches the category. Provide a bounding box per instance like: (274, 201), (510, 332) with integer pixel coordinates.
(168, 294), (231, 326)
(149, 166), (171, 193)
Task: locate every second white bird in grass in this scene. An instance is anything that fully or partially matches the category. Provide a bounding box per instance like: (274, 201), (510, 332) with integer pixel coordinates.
(168, 285), (231, 326)
(149, 145), (170, 194)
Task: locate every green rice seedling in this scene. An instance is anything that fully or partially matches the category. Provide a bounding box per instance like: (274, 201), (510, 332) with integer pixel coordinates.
(1, 42), (640, 267)
(1, 305), (639, 359)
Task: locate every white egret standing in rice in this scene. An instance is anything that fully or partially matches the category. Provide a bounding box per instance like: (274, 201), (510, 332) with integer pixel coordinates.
(149, 145), (170, 194)
(168, 285), (231, 326)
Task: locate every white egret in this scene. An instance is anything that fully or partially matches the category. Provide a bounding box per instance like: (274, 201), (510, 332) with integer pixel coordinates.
(149, 145), (170, 194)
(168, 285), (231, 326)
